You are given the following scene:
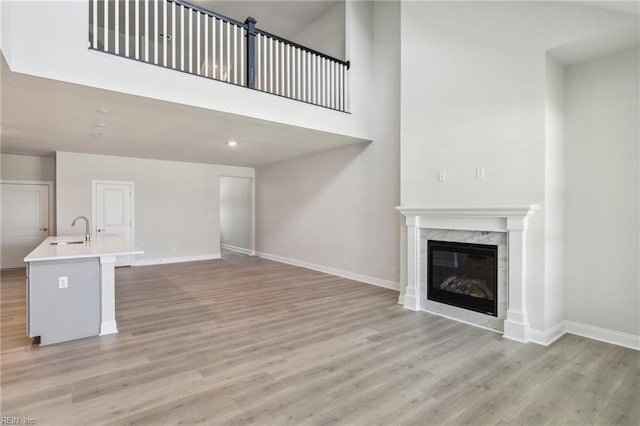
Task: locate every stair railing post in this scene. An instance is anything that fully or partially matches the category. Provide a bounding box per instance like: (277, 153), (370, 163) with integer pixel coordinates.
(245, 17), (257, 89)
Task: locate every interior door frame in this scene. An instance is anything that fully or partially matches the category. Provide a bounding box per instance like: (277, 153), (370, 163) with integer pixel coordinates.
(91, 179), (135, 247)
(0, 180), (54, 237)
(219, 174), (255, 255)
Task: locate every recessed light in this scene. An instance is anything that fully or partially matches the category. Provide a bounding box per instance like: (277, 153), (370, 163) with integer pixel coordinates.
(91, 133), (102, 137)
(97, 108), (111, 113)
(94, 122), (107, 127)
(227, 140), (237, 147)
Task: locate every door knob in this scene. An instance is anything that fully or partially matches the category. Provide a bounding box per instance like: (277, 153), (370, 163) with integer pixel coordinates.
(40, 228), (48, 231)
(97, 228), (106, 232)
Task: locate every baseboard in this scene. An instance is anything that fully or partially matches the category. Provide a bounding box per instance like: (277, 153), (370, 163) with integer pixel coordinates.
(255, 251), (400, 291)
(132, 253), (221, 266)
(221, 244), (255, 256)
(99, 320), (118, 336)
(564, 320), (640, 351)
(528, 321), (567, 346)
(527, 320), (639, 350)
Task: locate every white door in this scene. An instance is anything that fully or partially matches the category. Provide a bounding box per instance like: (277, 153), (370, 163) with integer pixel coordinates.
(94, 182), (133, 266)
(1, 183), (50, 269)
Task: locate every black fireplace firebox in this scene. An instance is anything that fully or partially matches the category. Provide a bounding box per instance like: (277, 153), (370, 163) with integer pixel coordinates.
(427, 240), (498, 316)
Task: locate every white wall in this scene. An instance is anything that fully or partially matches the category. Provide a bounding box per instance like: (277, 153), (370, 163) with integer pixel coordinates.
(0, 0), (10, 64)
(56, 151), (253, 264)
(399, 1), (634, 332)
(544, 55), (566, 330)
(564, 48), (639, 336)
(1, 154), (55, 182)
(256, 1), (400, 289)
(1, 1), (369, 142)
(220, 176), (253, 251)
(292, 1), (345, 60)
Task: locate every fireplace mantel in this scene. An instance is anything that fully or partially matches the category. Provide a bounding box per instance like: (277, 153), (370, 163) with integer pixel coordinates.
(396, 205), (539, 217)
(396, 204), (539, 343)
(396, 205), (539, 231)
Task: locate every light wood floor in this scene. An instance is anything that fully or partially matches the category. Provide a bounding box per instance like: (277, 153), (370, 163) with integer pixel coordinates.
(1, 252), (639, 425)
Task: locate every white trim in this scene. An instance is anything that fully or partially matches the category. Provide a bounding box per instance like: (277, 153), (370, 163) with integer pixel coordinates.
(528, 321), (567, 346)
(92, 180), (135, 266)
(397, 204), (538, 343)
(565, 321), (640, 351)
(527, 320), (639, 350)
(0, 179), (53, 186)
(256, 251), (400, 291)
(396, 205), (540, 218)
(132, 253), (221, 266)
(219, 174), (256, 255)
(221, 244), (254, 256)
(0, 180), (54, 236)
(99, 320), (118, 336)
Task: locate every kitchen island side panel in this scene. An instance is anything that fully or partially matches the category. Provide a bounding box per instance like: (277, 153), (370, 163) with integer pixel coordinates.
(28, 257), (101, 345)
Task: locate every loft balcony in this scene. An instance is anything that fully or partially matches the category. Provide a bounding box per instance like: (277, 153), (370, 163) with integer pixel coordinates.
(1, 0), (372, 164)
(88, 0), (351, 112)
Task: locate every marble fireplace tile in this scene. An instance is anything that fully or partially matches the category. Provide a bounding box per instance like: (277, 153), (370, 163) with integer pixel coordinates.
(420, 229), (508, 331)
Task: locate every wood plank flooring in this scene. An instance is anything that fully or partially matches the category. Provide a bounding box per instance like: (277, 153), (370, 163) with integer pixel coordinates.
(1, 252), (639, 425)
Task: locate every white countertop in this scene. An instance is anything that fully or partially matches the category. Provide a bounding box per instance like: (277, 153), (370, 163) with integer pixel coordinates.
(24, 235), (144, 262)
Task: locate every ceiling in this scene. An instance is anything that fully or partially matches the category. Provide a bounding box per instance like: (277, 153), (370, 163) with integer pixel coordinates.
(0, 59), (364, 167)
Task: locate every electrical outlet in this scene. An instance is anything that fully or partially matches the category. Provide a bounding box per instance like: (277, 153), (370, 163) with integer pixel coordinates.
(475, 168), (486, 179)
(438, 170), (446, 182)
(58, 276), (68, 289)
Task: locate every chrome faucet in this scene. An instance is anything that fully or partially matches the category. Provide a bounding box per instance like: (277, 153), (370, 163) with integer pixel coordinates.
(71, 216), (91, 242)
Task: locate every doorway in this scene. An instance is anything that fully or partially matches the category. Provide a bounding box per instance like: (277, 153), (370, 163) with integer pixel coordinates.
(1, 182), (52, 269)
(219, 176), (254, 256)
(92, 180), (135, 266)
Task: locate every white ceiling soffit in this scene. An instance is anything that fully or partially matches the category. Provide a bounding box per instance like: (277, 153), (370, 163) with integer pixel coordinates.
(0, 60), (365, 167)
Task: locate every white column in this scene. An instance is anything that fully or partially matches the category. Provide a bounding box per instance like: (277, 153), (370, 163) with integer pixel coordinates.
(398, 221), (407, 305)
(99, 255), (118, 335)
(503, 216), (529, 342)
(403, 215), (420, 311)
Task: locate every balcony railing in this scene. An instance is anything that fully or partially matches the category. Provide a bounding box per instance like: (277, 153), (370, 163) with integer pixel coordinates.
(88, 0), (350, 112)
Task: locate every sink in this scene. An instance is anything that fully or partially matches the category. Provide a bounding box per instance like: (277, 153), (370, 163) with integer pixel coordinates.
(50, 241), (84, 245)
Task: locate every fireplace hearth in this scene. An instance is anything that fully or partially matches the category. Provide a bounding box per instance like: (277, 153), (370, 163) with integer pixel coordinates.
(427, 240), (498, 316)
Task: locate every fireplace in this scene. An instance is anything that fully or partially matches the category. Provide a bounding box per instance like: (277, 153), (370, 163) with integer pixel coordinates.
(427, 240), (498, 316)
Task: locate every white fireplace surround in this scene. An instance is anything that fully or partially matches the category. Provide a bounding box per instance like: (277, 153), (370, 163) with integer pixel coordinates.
(397, 205), (540, 343)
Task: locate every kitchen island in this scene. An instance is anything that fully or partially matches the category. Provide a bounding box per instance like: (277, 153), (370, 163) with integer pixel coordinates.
(24, 235), (143, 345)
